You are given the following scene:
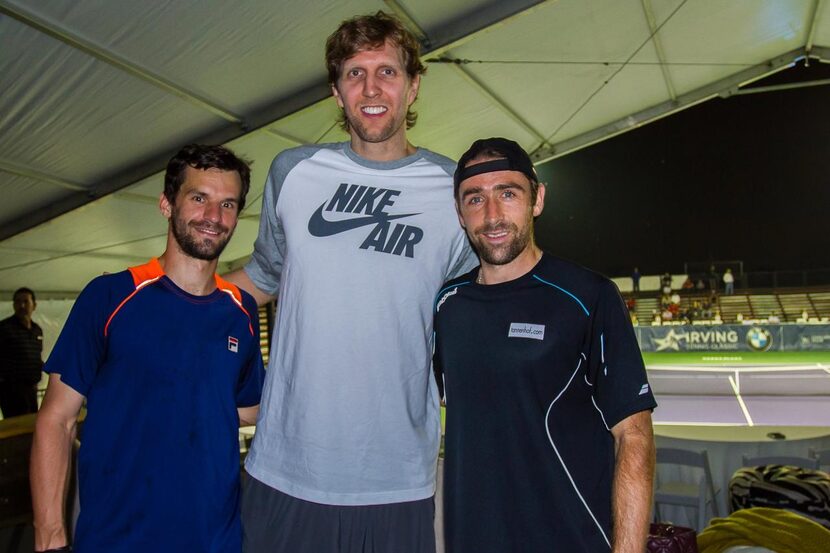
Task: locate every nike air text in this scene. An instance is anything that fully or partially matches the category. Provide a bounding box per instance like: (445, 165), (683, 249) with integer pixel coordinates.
(308, 182), (424, 258)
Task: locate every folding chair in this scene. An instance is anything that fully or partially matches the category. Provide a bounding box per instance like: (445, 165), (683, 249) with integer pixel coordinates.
(654, 447), (719, 531)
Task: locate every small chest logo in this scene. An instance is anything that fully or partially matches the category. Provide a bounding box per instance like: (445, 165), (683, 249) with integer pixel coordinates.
(508, 323), (545, 341)
(228, 336), (239, 353)
(436, 288), (458, 312)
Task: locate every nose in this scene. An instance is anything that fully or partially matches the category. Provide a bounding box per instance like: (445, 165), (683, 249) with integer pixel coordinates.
(483, 196), (502, 222)
(203, 201), (222, 223)
(362, 74), (380, 98)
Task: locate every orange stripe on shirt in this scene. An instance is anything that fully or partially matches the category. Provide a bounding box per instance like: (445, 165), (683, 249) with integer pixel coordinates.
(105, 259), (253, 336)
(215, 275), (254, 336)
(104, 259), (165, 336)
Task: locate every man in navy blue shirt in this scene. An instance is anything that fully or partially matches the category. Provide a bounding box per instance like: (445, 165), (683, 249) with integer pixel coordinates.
(30, 144), (265, 553)
(433, 138), (656, 552)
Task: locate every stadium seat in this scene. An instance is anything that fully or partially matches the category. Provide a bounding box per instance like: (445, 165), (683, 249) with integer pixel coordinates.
(654, 447), (719, 531)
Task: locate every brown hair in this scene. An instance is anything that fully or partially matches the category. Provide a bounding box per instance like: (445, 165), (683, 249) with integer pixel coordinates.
(325, 11), (426, 131)
(164, 144), (252, 212)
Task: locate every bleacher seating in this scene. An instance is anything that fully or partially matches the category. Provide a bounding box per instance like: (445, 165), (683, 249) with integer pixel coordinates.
(811, 292), (830, 317)
(718, 294), (752, 323)
(778, 293), (814, 321)
(748, 294), (780, 319)
(634, 296), (658, 325)
(624, 286), (830, 325)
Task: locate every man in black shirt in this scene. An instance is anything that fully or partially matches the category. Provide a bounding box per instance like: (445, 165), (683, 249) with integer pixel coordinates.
(0, 287), (43, 417)
(433, 138), (656, 552)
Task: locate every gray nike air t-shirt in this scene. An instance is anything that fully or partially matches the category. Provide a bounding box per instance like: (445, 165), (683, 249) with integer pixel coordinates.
(244, 142), (476, 505)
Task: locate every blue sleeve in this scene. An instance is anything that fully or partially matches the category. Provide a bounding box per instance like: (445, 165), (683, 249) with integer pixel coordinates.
(236, 292), (265, 407)
(44, 274), (126, 397)
(588, 279), (656, 429)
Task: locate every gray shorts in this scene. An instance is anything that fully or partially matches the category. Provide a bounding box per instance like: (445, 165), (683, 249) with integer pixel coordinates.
(241, 473), (436, 553)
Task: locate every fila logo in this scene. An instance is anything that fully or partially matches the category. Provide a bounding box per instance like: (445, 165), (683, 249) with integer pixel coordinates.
(228, 336), (239, 353)
(307, 183), (423, 258)
(508, 323), (545, 341)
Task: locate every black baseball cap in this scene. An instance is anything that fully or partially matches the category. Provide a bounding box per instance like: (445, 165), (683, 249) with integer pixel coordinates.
(453, 137), (538, 197)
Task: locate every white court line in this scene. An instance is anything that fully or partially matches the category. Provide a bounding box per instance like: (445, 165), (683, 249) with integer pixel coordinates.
(648, 365), (829, 373)
(728, 375), (754, 427)
(653, 421), (750, 427)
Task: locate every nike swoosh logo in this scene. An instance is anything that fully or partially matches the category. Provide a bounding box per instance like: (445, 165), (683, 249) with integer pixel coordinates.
(307, 203), (420, 237)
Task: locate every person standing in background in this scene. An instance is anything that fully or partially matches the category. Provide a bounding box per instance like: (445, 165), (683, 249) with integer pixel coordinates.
(0, 287), (43, 418)
(708, 265), (719, 291)
(723, 268), (735, 295)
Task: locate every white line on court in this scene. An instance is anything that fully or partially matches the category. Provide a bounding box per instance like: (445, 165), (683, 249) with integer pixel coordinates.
(653, 421), (750, 427)
(648, 364), (829, 373)
(728, 375), (754, 427)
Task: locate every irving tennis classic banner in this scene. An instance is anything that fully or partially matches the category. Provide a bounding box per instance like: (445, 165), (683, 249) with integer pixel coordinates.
(635, 324), (830, 352)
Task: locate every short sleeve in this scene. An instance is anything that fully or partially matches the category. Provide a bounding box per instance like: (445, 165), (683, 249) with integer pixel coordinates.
(587, 280), (656, 429)
(235, 293), (265, 407)
(44, 276), (116, 397)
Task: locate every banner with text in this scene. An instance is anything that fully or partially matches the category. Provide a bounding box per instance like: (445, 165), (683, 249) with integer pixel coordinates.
(636, 324), (830, 352)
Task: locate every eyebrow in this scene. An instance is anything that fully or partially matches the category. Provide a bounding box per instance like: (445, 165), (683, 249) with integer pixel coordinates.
(186, 187), (239, 204)
(460, 182), (525, 199)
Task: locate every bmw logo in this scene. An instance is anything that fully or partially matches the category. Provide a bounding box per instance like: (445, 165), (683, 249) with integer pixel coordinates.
(746, 327), (772, 351)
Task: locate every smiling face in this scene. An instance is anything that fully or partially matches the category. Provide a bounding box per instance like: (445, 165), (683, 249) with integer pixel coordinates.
(160, 166), (242, 262)
(332, 40), (420, 156)
(456, 161), (545, 270)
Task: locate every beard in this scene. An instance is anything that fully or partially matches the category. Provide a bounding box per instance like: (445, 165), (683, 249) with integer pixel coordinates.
(343, 106), (406, 145)
(468, 221), (532, 266)
(170, 207), (232, 261)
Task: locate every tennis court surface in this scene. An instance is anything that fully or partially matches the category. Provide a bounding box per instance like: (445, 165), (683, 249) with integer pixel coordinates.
(645, 353), (830, 426)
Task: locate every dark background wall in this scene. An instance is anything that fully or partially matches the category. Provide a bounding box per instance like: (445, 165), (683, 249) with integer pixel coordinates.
(534, 60), (830, 279)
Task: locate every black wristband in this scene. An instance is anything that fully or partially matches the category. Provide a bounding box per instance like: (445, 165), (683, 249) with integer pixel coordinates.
(35, 546), (72, 553)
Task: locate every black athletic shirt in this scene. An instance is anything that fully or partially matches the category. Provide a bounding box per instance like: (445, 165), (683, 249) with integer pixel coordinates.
(0, 315), (43, 383)
(433, 253), (656, 552)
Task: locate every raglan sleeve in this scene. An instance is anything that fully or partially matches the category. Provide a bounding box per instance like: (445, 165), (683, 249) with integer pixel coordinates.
(43, 276), (113, 397)
(586, 279), (657, 429)
(244, 154), (288, 297)
(236, 292), (265, 407)
(445, 231), (478, 281)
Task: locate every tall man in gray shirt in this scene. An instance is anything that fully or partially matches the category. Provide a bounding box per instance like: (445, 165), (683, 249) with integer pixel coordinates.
(226, 12), (475, 553)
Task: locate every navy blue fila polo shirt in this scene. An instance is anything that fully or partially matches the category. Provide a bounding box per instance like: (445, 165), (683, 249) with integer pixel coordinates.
(433, 253), (656, 553)
(45, 259), (264, 553)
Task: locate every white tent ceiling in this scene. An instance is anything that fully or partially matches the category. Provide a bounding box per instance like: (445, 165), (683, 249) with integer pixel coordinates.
(1, 0), (828, 295)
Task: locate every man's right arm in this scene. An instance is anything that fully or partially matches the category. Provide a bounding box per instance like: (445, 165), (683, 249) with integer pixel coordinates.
(224, 269), (276, 307)
(31, 373), (85, 551)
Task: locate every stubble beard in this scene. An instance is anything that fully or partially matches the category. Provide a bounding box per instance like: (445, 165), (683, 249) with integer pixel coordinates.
(470, 221), (533, 266)
(345, 106), (406, 145)
(170, 206), (232, 261)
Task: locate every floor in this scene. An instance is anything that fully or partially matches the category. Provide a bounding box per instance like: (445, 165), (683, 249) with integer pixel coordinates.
(649, 363), (830, 426)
